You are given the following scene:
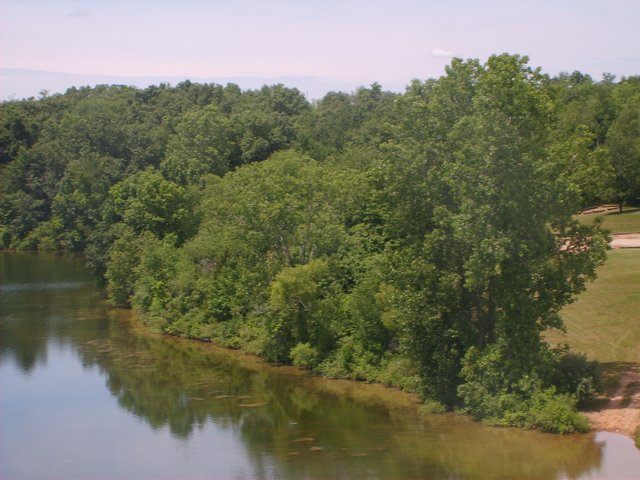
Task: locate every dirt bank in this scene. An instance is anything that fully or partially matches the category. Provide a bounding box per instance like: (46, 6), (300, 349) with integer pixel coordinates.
(583, 366), (640, 438)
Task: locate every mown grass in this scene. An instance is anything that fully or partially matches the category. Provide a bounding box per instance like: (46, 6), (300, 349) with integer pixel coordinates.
(576, 208), (640, 234)
(549, 249), (640, 364)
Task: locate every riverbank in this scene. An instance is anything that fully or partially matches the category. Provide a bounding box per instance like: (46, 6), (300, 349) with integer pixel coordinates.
(582, 365), (640, 440)
(128, 306), (640, 443)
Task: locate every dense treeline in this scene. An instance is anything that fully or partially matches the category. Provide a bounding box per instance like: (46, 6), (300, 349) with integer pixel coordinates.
(2, 54), (639, 433)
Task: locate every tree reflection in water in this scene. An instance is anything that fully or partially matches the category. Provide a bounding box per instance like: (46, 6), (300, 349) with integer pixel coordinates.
(0, 252), (612, 480)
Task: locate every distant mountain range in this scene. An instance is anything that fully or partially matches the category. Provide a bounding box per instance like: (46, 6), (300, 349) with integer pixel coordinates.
(0, 68), (402, 101)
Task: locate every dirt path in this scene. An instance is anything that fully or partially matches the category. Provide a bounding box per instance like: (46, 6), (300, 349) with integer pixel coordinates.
(583, 366), (640, 438)
(610, 233), (640, 249)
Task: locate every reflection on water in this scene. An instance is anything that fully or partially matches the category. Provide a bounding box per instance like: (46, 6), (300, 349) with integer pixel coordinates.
(0, 281), (88, 293)
(1, 252), (639, 480)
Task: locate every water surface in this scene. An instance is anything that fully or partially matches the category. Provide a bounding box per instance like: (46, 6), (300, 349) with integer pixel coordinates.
(1, 252), (639, 479)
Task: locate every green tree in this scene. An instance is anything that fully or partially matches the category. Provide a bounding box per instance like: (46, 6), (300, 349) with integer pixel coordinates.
(131, 234), (187, 320)
(168, 151), (370, 354)
(296, 84), (398, 161)
(0, 103), (38, 165)
(193, 150), (361, 267)
(0, 190), (45, 248)
(607, 82), (640, 205)
(160, 105), (233, 185)
(106, 169), (197, 244)
(549, 126), (616, 207)
(229, 109), (294, 166)
(105, 226), (143, 306)
(265, 258), (339, 363)
(550, 71), (615, 147)
(385, 55), (609, 409)
(52, 153), (126, 249)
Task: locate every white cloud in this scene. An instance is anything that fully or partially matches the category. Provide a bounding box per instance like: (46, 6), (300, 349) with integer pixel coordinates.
(432, 48), (454, 57)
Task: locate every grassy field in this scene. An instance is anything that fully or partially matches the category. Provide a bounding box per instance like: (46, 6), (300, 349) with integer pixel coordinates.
(576, 208), (640, 234)
(550, 248), (640, 363)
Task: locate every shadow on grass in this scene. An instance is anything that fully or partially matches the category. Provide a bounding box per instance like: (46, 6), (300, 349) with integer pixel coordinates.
(608, 207), (640, 215)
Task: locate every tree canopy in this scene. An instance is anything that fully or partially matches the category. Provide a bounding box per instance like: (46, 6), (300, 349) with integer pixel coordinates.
(1, 55), (634, 433)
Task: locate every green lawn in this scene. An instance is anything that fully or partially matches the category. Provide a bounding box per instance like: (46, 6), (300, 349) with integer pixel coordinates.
(550, 249), (640, 363)
(577, 208), (640, 234)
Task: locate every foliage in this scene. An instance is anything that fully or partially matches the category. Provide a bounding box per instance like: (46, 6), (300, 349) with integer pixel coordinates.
(549, 126), (616, 207)
(264, 258), (339, 362)
(289, 342), (320, 369)
(546, 349), (602, 404)
(380, 55), (608, 412)
(458, 344), (593, 433)
(419, 399), (447, 415)
(104, 227), (143, 307)
(1, 57), (630, 434)
(160, 105), (233, 184)
(106, 169), (197, 244)
(295, 83), (398, 160)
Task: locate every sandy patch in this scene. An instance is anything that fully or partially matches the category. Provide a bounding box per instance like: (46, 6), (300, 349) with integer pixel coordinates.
(611, 233), (640, 249)
(583, 368), (640, 438)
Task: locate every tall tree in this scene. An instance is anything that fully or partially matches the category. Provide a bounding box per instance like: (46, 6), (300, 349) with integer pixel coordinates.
(160, 105), (233, 184)
(607, 78), (640, 205)
(384, 55), (609, 406)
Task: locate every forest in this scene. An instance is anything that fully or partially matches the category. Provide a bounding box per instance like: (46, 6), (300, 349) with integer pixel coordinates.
(2, 54), (640, 433)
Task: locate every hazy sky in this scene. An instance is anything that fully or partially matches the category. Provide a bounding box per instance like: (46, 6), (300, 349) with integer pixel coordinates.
(1, 0), (639, 99)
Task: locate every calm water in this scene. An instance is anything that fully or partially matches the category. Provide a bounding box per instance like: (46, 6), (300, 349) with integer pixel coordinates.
(1, 252), (639, 480)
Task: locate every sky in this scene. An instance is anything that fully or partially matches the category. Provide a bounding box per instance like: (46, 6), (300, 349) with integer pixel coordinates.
(1, 0), (639, 100)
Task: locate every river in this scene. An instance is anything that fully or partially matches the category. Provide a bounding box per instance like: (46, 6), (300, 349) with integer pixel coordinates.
(1, 252), (639, 480)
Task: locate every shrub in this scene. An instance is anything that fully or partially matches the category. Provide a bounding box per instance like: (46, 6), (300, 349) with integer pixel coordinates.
(376, 355), (423, 393)
(548, 350), (602, 404)
(316, 335), (386, 381)
(264, 259), (338, 363)
(527, 388), (590, 434)
(459, 381), (590, 434)
(290, 342), (319, 369)
(419, 399), (447, 415)
(317, 337), (357, 378)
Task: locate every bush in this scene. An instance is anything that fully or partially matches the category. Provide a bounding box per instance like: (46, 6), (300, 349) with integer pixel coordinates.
(458, 381), (590, 434)
(316, 336), (385, 381)
(527, 388), (590, 434)
(376, 355), (423, 393)
(635, 427), (640, 449)
(548, 350), (602, 404)
(457, 343), (594, 433)
(419, 399), (447, 415)
(263, 259), (338, 363)
(290, 342), (319, 369)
